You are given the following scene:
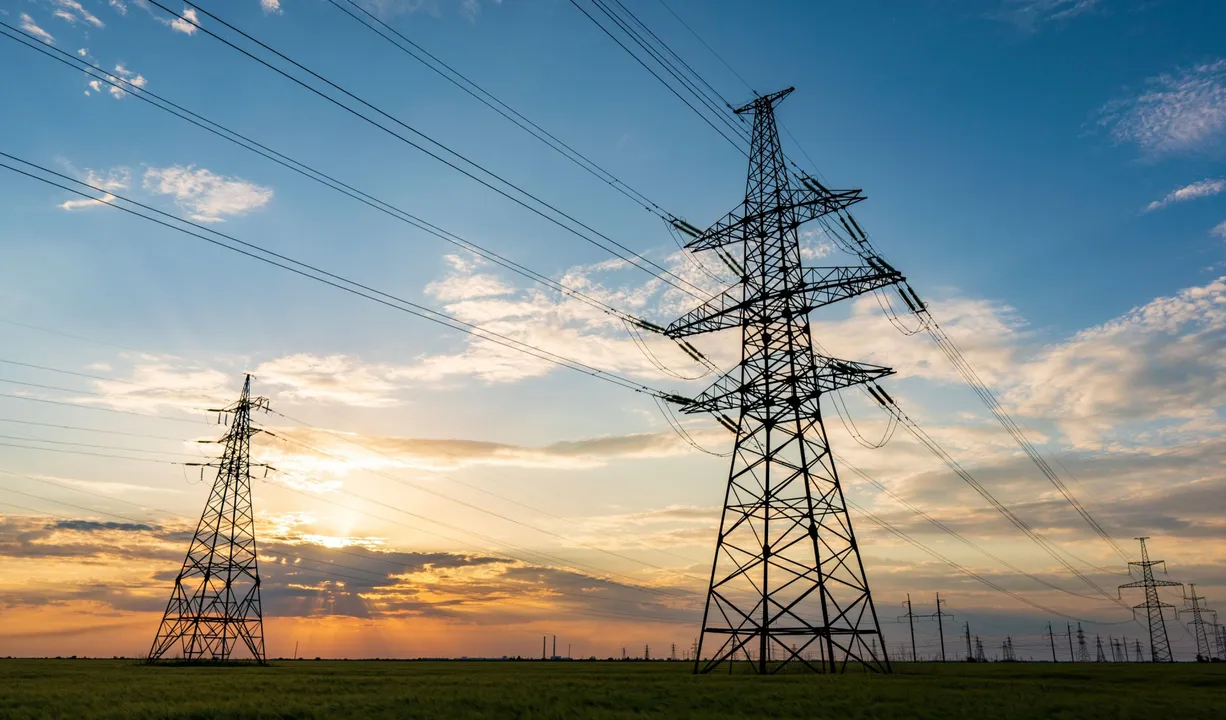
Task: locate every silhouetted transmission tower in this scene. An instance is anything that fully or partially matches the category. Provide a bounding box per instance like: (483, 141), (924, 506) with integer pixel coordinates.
(1118, 537), (1181, 662)
(148, 375), (272, 663)
(666, 88), (902, 674)
(1075, 623), (1090, 663)
(1180, 584), (1214, 661)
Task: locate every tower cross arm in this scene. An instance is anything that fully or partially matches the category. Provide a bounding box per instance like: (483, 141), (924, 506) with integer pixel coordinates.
(676, 357), (894, 415)
(666, 265), (903, 338)
(682, 187), (867, 252)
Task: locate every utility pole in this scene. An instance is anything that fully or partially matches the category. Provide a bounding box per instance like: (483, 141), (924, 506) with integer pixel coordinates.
(898, 594), (918, 662)
(1118, 537), (1181, 662)
(1048, 623), (1058, 663)
(924, 593), (951, 662)
(1179, 584), (1214, 661)
(1095, 635), (1106, 663)
(542, 637), (546, 660)
(1076, 623), (1090, 663)
(1066, 623), (1075, 661)
(670, 87), (899, 675)
(552, 635), (557, 660)
(1109, 636), (1118, 662)
(147, 376), (270, 664)
(964, 622), (972, 661)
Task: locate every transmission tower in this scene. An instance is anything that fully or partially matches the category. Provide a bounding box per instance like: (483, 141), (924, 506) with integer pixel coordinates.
(1076, 623), (1090, 663)
(1095, 635), (1106, 663)
(1118, 537), (1181, 662)
(1002, 637), (1016, 662)
(148, 375), (271, 663)
(667, 87), (900, 675)
(1179, 584), (1214, 661)
(1215, 620), (1226, 661)
(974, 636), (986, 663)
(898, 594), (918, 662)
(924, 593), (952, 662)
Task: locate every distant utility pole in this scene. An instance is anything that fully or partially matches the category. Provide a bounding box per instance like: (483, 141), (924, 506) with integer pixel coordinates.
(1118, 537), (1181, 662)
(1076, 623), (1091, 663)
(1179, 584), (1213, 661)
(1121, 636), (1130, 662)
(552, 635), (557, 660)
(1066, 623), (1075, 662)
(964, 622), (973, 661)
(898, 594), (918, 662)
(147, 376), (270, 664)
(1048, 623), (1058, 663)
(924, 593), (951, 662)
(542, 636), (546, 661)
(1109, 636), (1118, 662)
(1095, 635), (1106, 663)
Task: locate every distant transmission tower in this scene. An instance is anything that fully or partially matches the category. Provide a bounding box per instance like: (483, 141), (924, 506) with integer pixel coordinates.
(1076, 623), (1090, 663)
(924, 593), (952, 662)
(1134, 639), (1143, 661)
(1179, 584), (1214, 661)
(1215, 620), (1226, 661)
(148, 375), (271, 664)
(1095, 635), (1106, 663)
(1118, 537), (1181, 662)
(1002, 637), (1016, 662)
(974, 636), (986, 663)
(667, 87), (900, 675)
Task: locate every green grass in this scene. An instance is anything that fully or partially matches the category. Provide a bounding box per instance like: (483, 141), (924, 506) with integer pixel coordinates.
(1, 659), (1223, 719)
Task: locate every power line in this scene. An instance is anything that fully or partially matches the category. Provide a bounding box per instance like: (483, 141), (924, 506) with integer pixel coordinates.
(566, 0), (748, 154)
(0, 23), (671, 330)
(0, 152), (676, 400)
(143, 1), (707, 300)
(323, 0), (675, 221)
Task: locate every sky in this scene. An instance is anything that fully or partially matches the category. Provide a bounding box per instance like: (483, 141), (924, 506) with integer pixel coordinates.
(1, 0), (1225, 663)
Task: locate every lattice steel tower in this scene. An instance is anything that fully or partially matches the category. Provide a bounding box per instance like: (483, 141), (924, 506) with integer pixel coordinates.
(1118, 537), (1180, 662)
(666, 88), (901, 674)
(148, 375), (271, 663)
(1180, 584), (1214, 661)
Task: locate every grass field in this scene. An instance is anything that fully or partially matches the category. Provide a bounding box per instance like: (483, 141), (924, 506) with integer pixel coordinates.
(1, 659), (1223, 719)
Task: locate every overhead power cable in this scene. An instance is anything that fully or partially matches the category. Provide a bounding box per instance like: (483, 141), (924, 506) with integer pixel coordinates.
(323, 0), (676, 222)
(566, 0), (748, 154)
(0, 152), (677, 400)
(0, 23), (667, 330)
(143, 1), (708, 301)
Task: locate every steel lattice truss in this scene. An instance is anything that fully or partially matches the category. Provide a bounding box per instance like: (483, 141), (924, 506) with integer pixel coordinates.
(1118, 537), (1181, 662)
(666, 88), (900, 674)
(148, 375), (270, 664)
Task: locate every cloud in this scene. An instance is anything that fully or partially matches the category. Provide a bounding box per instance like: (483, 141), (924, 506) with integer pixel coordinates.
(261, 0), (282, 13)
(58, 167), (131, 211)
(49, 0), (105, 27)
(109, 0), (127, 15)
(80, 359), (234, 412)
(1144, 179), (1225, 212)
(165, 5), (199, 35)
(1099, 60), (1226, 155)
(253, 354), (407, 408)
(996, 0), (1102, 29)
(19, 13), (55, 44)
(142, 165), (273, 222)
(98, 63), (148, 100)
(357, 0), (500, 20)
(262, 423), (707, 476)
(1213, 221), (1226, 239)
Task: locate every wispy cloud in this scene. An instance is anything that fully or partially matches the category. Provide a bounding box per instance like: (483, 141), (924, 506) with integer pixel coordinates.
(109, 0), (128, 15)
(1212, 221), (1226, 239)
(261, 0), (282, 13)
(997, 0), (1103, 30)
(1099, 59), (1226, 155)
(58, 167), (131, 211)
(19, 13), (55, 44)
(49, 0), (105, 27)
(1144, 179), (1225, 211)
(88, 63), (147, 99)
(142, 165), (273, 222)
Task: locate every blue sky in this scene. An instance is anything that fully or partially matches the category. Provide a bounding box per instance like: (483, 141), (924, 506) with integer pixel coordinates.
(1, 0), (1225, 661)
